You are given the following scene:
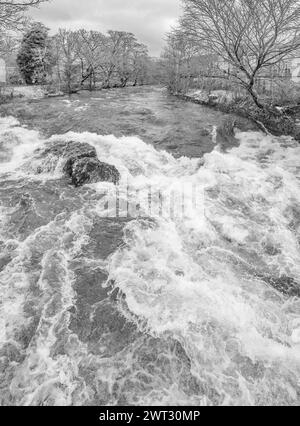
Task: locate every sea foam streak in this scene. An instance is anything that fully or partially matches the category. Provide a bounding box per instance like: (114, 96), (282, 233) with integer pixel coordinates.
(0, 116), (299, 406)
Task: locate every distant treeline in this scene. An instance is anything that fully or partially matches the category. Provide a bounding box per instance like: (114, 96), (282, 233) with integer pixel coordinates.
(2, 23), (163, 93)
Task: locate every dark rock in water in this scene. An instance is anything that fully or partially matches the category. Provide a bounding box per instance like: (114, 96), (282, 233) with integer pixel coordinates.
(64, 157), (120, 187)
(34, 140), (120, 187)
(31, 140), (98, 175)
(40, 140), (97, 164)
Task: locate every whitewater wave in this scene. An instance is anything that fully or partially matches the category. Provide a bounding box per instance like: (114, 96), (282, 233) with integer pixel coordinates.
(106, 131), (300, 405)
(0, 116), (299, 406)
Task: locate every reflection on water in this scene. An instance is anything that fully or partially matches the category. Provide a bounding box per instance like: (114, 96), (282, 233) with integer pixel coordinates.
(0, 89), (299, 406)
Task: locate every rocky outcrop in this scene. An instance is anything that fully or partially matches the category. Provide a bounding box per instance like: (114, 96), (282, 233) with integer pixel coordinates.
(40, 140), (97, 163)
(33, 140), (120, 187)
(64, 157), (120, 187)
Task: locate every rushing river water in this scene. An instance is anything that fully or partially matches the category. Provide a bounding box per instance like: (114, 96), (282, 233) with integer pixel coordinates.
(0, 87), (300, 406)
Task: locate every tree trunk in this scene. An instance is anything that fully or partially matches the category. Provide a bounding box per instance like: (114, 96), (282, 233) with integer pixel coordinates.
(81, 65), (95, 91)
(247, 77), (264, 109)
(120, 77), (128, 88)
(103, 75), (111, 89)
(89, 72), (93, 91)
(247, 87), (263, 109)
(67, 80), (72, 95)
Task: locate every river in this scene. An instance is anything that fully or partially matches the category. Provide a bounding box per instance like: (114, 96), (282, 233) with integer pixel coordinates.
(0, 86), (299, 406)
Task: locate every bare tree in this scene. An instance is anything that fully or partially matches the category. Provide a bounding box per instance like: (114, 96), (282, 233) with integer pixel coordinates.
(0, 0), (48, 30)
(53, 29), (80, 94)
(49, 29), (152, 93)
(181, 0), (300, 108)
(131, 42), (149, 86)
(114, 32), (139, 87)
(98, 31), (128, 88)
(162, 30), (200, 94)
(74, 30), (106, 90)
(0, 31), (19, 61)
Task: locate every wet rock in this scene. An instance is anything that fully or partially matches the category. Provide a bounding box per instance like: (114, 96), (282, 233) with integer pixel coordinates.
(64, 157), (120, 187)
(39, 140), (97, 164)
(30, 140), (98, 175)
(32, 140), (121, 187)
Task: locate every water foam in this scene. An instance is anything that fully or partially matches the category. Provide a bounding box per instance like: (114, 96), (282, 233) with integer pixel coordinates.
(0, 117), (44, 175)
(1, 116), (300, 405)
(104, 131), (300, 405)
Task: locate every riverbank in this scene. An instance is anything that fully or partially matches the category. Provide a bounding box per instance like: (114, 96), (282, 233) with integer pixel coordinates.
(175, 89), (300, 140)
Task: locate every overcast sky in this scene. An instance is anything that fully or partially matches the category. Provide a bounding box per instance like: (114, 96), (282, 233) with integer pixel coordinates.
(29, 0), (181, 56)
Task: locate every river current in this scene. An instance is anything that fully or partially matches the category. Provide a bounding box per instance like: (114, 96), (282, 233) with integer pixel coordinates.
(0, 87), (299, 406)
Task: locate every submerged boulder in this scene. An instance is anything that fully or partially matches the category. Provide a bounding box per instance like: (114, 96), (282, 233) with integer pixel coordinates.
(64, 157), (120, 187)
(30, 140), (97, 174)
(41, 140), (97, 163)
(32, 140), (120, 187)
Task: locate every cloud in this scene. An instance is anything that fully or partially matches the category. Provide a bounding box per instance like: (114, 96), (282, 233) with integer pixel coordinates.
(28, 0), (181, 56)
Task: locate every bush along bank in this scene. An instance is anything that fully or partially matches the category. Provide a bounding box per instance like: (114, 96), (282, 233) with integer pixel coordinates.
(175, 89), (300, 141)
